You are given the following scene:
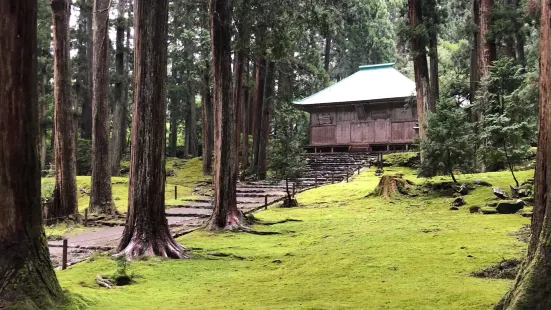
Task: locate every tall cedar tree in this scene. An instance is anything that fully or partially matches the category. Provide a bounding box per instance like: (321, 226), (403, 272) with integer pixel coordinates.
(252, 57), (267, 177)
(80, 0), (93, 139)
(117, 0), (185, 258)
(0, 0), (63, 306)
(495, 1), (551, 307)
(258, 61), (276, 179)
(478, 0), (495, 78)
(109, 0), (127, 176)
(208, 0), (246, 230)
(51, 0), (78, 219)
(201, 6), (214, 175)
(89, 0), (115, 214)
(409, 0), (432, 139)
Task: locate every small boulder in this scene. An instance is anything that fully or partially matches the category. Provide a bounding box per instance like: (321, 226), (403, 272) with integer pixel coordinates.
(469, 206), (481, 214)
(450, 207), (459, 211)
(493, 187), (509, 200)
(496, 201), (525, 214)
(515, 199), (527, 207)
(453, 184), (469, 195)
(452, 196), (466, 207)
(474, 179), (493, 187)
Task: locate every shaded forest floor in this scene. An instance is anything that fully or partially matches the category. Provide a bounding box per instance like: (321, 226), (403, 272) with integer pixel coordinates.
(58, 166), (532, 309)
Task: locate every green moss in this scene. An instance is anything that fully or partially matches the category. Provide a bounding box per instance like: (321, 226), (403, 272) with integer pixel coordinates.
(384, 152), (419, 167)
(41, 158), (208, 215)
(57, 167), (531, 309)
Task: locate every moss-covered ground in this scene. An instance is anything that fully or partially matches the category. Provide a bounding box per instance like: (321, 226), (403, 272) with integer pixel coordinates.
(57, 166), (532, 309)
(43, 158), (210, 236)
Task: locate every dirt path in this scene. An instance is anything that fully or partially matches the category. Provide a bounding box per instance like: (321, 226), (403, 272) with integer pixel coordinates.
(48, 181), (305, 267)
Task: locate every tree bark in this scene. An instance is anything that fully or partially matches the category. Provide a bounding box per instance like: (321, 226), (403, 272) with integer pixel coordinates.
(409, 0), (431, 139)
(80, 0), (93, 140)
(109, 0), (127, 176)
(324, 36), (332, 73)
(258, 61), (275, 180)
(240, 61), (251, 173)
(252, 57), (267, 177)
(186, 86), (198, 157)
(0, 0), (63, 306)
(478, 0), (496, 78)
(495, 1), (551, 307)
(39, 68), (49, 172)
(516, 32), (526, 70)
(208, 0), (245, 230)
(89, 0), (115, 214)
(117, 0), (185, 258)
(51, 0), (78, 219)
(234, 49), (246, 174)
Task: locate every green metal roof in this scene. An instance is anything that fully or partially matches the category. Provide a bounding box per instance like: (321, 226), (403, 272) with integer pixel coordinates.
(295, 63), (416, 106)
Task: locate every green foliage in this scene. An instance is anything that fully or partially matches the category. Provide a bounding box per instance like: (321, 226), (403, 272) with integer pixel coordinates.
(41, 179), (55, 202)
(384, 152), (419, 167)
(419, 99), (475, 180)
(477, 58), (537, 184)
(269, 101), (308, 198)
(77, 139), (92, 175)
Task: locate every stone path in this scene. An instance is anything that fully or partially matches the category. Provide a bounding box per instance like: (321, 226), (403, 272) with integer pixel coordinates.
(47, 180), (309, 268)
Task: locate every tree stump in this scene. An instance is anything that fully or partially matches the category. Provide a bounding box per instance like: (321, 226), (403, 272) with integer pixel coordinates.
(369, 175), (410, 199)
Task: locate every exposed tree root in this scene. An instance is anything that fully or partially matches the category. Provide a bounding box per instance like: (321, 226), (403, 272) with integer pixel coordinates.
(206, 209), (252, 231)
(244, 230), (281, 236)
(206, 252), (248, 260)
(117, 233), (187, 260)
(249, 218), (303, 226)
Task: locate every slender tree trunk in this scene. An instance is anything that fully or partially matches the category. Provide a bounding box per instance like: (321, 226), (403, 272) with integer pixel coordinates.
(429, 32), (439, 108)
(470, 0), (480, 104)
(241, 62), (251, 173)
(324, 36), (332, 73)
(252, 57), (267, 177)
(201, 61), (214, 174)
(208, 0), (244, 230)
(80, 0), (93, 140)
(89, 0), (115, 214)
(0, 1), (63, 306)
(409, 0), (431, 139)
(51, 0), (78, 219)
(187, 86), (198, 157)
(516, 32), (526, 70)
(40, 70), (49, 172)
(234, 49), (246, 174)
(495, 1), (551, 307)
(258, 61), (275, 180)
(169, 66), (180, 158)
(109, 0), (127, 176)
(117, 0), (184, 258)
(122, 4), (132, 155)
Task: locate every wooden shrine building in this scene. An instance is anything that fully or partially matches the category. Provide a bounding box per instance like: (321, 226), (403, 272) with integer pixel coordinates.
(295, 63), (417, 153)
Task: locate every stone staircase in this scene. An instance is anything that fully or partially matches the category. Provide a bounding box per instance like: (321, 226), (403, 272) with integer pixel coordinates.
(296, 152), (377, 186)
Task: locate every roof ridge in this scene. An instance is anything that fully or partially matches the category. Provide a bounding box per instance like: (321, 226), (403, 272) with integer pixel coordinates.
(358, 63), (395, 70)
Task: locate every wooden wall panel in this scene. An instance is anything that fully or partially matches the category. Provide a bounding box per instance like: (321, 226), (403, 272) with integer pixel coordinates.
(311, 125), (336, 145)
(336, 123), (351, 144)
(391, 122), (404, 141)
(374, 120), (390, 142)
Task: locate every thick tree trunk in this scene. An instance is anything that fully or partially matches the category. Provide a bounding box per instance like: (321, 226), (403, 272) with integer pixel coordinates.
(201, 60), (214, 175)
(409, 0), (431, 139)
(117, 0), (184, 258)
(495, 2), (551, 307)
(80, 0), (93, 140)
(51, 0), (78, 219)
(478, 0), (496, 78)
(168, 66), (181, 158)
(109, 0), (127, 176)
(324, 36), (332, 73)
(429, 32), (439, 107)
(89, 0), (115, 214)
(252, 57), (267, 177)
(258, 61), (275, 180)
(208, 0), (245, 230)
(0, 1), (63, 306)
